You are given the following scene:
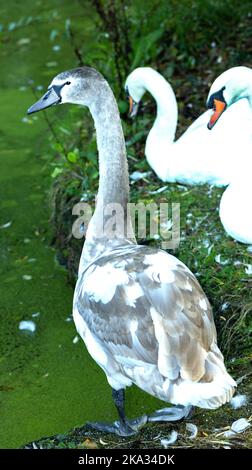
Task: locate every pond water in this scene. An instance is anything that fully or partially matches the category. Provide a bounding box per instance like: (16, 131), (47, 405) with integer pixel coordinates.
(0, 0), (162, 448)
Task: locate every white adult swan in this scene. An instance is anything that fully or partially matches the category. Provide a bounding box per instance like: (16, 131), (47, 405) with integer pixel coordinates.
(125, 67), (252, 186)
(206, 66), (252, 244)
(28, 67), (235, 436)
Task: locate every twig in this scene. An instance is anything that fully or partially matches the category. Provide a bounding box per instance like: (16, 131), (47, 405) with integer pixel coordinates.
(70, 171), (85, 181)
(65, 22), (84, 66)
(90, 0), (132, 93)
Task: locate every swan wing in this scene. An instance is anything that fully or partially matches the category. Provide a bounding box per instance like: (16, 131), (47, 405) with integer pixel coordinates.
(75, 246), (217, 383)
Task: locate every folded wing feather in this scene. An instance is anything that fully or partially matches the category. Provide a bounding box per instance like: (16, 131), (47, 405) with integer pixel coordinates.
(75, 246), (217, 386)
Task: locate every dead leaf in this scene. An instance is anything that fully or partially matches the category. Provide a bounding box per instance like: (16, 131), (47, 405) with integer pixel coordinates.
(82, 438), (98, 449)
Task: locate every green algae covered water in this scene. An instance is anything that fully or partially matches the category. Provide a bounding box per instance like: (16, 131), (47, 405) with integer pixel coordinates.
(0, 0), (162, 448)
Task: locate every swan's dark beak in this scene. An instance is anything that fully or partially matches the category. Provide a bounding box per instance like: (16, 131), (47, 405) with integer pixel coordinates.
(27, 87), (61, 114)
(128, 96), (139, 118)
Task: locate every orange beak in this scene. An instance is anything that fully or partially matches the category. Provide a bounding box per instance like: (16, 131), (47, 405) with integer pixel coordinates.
(208, 99), (227, 130)
(129, 96), (134, 115)
(128, 96), (139, 118)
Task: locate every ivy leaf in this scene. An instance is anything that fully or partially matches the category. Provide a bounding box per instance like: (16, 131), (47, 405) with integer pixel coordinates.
(67, 151), (78, 163)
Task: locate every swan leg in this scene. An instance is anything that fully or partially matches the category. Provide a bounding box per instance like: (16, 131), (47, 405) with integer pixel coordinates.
(148, 405), (193, 422)
(87, 388), (147, 437)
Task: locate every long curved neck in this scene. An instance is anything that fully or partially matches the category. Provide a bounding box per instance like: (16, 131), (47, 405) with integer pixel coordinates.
(144, 70), (178, 142)
(80, 81), (135, 272)
(90, 85), (129, 209)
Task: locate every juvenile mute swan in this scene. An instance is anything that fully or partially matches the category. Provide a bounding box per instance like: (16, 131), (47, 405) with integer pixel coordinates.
(125, 67), (252, 186)
(28, 67), (235, 436)
(206, 66), (252, 244)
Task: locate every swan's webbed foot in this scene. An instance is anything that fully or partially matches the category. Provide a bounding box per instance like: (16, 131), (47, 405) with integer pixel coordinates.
(87, 414), (147, 437)
(87, 389), (192, 435)
(87, 388), (147, 437)
(148, 405), (193, 422)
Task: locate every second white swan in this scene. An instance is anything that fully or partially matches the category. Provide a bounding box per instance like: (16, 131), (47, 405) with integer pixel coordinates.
(206, 67), (252, 244)
(125, 66), (252, 186)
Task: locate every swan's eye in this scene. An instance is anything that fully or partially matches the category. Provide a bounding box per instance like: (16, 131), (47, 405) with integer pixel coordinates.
(65, 81), (71, 85)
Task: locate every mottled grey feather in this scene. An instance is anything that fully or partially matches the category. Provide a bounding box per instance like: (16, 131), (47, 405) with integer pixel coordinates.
(76, 244), (216, 383)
